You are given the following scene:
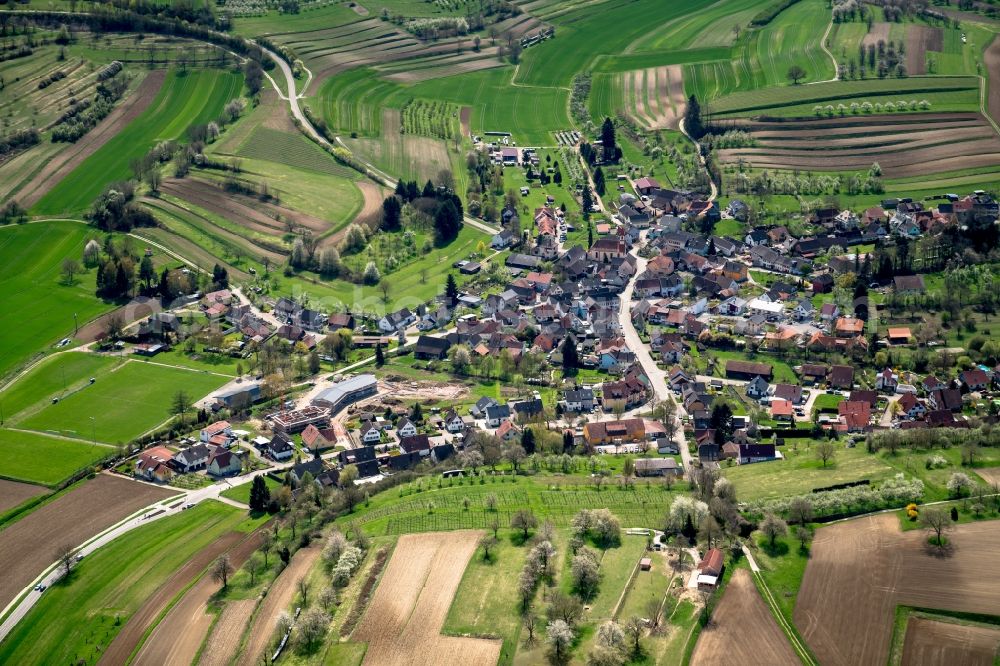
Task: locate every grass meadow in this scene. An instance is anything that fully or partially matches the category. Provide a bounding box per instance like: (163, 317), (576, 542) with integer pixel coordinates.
(0, 429), (112, 486)
(34, 69), (243, 215)
(0, 221), (113, 379)
(16, 360), (228, 444)
(0, 501), (261, 666)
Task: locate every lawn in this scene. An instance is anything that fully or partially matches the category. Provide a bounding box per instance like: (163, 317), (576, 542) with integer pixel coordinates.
(617, 548), (674, 621)
(813, 393), (845, 413)
(751, 531), (812, 634)
(0, 428), (112, 486)
(220, 473), (282, 505)
(723, 442), (896, 501)
(703, 349), (798, 384)
(0, 221), (115, 379)
(17, 360), (229, 444)
(584, 535), (650, 621)
(0, 353), (119, 421)
(443, 532), (528, 665)
(0, 500), (260, 666)
(34, 68), (244, 215)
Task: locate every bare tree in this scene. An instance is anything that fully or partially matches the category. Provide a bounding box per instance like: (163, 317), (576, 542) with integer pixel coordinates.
(212, 554), (233, 589)
(60, 258), (80, 285)
(479, 534), (499, 561)
(56, 543), (77, 577)
(919, 507), (950, 547)
(623, 615), (645, 658)
(297, 577), (310, 605)
(815, 440), (836, 468)
(760, 513), (787, 548)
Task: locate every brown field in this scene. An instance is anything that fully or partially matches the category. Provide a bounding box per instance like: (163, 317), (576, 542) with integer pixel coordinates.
(460, 106), (472, 137)
(98, 530), (246, 666)
(718, 112), (1000, 177)
(907, 26), (943, 75)
(353, 530), (501, 666)
(76, 296), (160, 343)
(974, 467), (1000, 486)
(383, 55), (504, 84)
(0, 474), (173, 611)
(623, 66), (686, 130)
(17, 70), (165, 208)
(901, 616), (1000, 666)
(986, 35), (1000, 127)
(691, 568), (799, 666)
(197, 599), (257, 666)
(238, 546), (321, 664)
(351, 2), (369, 15)
(795, 514), (1000, 666)
(132, 530), (266, 666)
(348, 180), (386, 229)
(862, 22), (891, 48)
(0, 479), (47, 515)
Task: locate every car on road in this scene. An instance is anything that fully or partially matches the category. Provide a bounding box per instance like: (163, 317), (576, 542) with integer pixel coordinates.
(33, 584), (46, 592)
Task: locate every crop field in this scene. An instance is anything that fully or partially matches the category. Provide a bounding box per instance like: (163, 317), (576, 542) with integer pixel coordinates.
(353, 531), (501, 665)
(16, 360), (229, 444)
(691, 568), (798, 666)
(0, 222), (114, 378)
(0, 429), (112, 487)
(347, 108), (453, 185)
(795, 514), (1000, 666)
(317, 67), (408, 137)
(718, 112), (1000, 178)
(901, 616), (1000, 666)
(626, 0), (768, 52)
(33, 68), (243, 215)
(0, 474), (174, 614)
(198, 599), (256, 666)
(400, 99), (461, 140)
(235, 126), (358, 177)
(0, 500), (255, 666)
(621, 65), (687, 130)
(0, 478), (47, 515)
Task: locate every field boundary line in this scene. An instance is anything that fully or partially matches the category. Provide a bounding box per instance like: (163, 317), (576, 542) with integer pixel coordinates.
(749, 568), (816, 666)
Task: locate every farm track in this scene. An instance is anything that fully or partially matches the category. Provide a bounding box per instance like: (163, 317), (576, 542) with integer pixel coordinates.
(795, 514), (1000, 666)
(16, 70), (166, 209)
(98, 530), (245, 665)
(731, 112), (984, 129)
(132, 529), (266, 666)
(691, 569), (799, 666)
(237, 546), (321, 665)
(0, 475), (173, 613)
(353, 531), (500, 666)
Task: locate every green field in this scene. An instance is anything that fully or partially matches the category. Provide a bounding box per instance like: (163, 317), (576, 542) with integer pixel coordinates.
(0, 501), (260, 666)
(220, 473), (282, 504)
(17, 360), (228, 443)
(234, 126), (358, 177)
(0, 353), (118, 421)
(0, 428), (111, 486)
(0, 221), (114, 378)
(34, 69), (244, 215)
(627, 0), (769, 52)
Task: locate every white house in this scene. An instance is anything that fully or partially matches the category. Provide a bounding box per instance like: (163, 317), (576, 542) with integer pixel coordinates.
(360, 423), (382, 444)
(396, 418), (418, 438)
(200, 420), (232, 443)
(747, 298), (784, 319)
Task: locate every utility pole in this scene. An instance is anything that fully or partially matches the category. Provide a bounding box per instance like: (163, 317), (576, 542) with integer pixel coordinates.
(74, 312), (78, 335)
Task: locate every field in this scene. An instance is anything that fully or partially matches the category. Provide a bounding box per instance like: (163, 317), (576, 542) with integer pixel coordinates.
(795, 513), (1000, 666)
(0, 429), (112, 486)
(0, 474), (174, 613)
(691, 568), (798, 666)
(198, 599), (257, 666)
(901, 616), (1000, 666)
(0, 478), (47, 515)
(16, 360), (229, 444)
(0, 221), (114, 378)
(621, 66), (687, 130)
(237, 545), (321, 662)
(33, 69), (243, 215)
(716, 112), (1000, 178)
(353, 530), (501, 665)
(0, 500), (255, 666)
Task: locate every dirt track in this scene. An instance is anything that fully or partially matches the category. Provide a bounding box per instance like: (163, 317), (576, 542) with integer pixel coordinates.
(239, 546), (321, 664)
(0, 479), (47, 514)
(795, 514), (1000, 666)
(17, 70), (166, 208)
(901, 616), (1000, 666)
(198, 599), (257, 666)
(354, 530), (500, 666)
(0, 474), (172, 612)
(98, 530), (245, 666)
(132, 530), (266, 666)
(691, 568), (799, 666)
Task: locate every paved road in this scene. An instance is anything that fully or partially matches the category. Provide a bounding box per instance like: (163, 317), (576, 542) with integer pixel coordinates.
(617, 235), (692, 471)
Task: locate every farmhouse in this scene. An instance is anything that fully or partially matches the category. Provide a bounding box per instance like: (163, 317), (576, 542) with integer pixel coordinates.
(582, 418), (645, 446)
(173, 444), (212, 472)
(725, 360), (773, 380)
(697, 548), (724, 588)
(207, 449), (242, 477)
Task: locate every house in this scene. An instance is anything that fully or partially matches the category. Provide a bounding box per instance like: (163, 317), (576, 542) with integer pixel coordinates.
(301, 424), (336, 452)
(200, 420), (232, 443)
(360, 422), (382, 445)
(485, 404), (511, 428)
(838, 401), (872, 432)
(898, 392), (926, 419)
(471, 396), (499, 417)
(207, 449), (242, 477)
(564, 388), (595, 413)
(327, 312), (356, 331)
(850, 390), (878, 407)
(634, 458), (681, 477)
(512, 398), (544, 421)
(960, 369), (991, 392)
(582, 418), (646, 446)
(497, 418), (521, 442)
(698, 548), (725, 588)
(635, 177), (660, 194)
(922, 375), (946, 394)
(770, 399), (794, 421)
(887, 327), (912, 345)
(799, 364), (828, 385)
(812, 273), (834, 293)
(289, 458), (325, 484)
(399, 434), (431, 455)
(396, 418), (418, 438)
(413, 335), (451, 360)
(875, 368), (898, 392)
(491, 229), (517, 249)
(725, 360), (773, 381)
(135, 446), (175, 482)
(266, 435), (294, 461)
(792, 299), (814, 321)
(929, 388), (963, 412)
(746, 376), (770, 399)
(835, 317), (865, 337)
(738, 443), (777, 464)
(893, 275), (925, 294)
(378, 307), (415, 333)
(173, 444), (212, 472)
(444, 409), (466, 433)
(829, 365), (854, 389)
(772, 383), (804, 404)
(819, 303), (839, 322)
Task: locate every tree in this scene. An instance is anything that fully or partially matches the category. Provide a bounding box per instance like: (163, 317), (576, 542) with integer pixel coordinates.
(375, 343), (385, 367)
(562, 335), (579, 373)
(295, 608), (330, 650)
(794, 525), (812, 551)
(788, 496), (813, 525)
(571, 549), (601, 599)
(787, 64), (807, 84)
(698, 514), (722, 548)
(249, 475), (271, 513)
(596, 620), (627, 654)
(684, 94), (704, 139)
(546, 620), (574, 665)
(434, 199), (462, 243)
(211, 554), (233, 589)
(815, 440), (836, 468)
(548, 592), (583, 626)
(172, 390), (190, 425)
(522, 427), (536, 455)
(920, 507), (950, 546)
(947, 472), (973, 498)
(445, 273), (459, 305)
(260, 532), (274, 567)
(594, 166), (606, 196)
(61, 258), (80, 285)
(480, 534), (499, 561)
(623, 616), (645, 658)
(581, 185), (593, 218)
(138, 255), (155, 290)
(246, 553), (263, 586)
(511, 509), (539, 540)
(297, 577), (310, 606)
(211, 263), (229, 289)
(381, 195), (402, 231)
(760, 513), (787, 548)
(503, 442), (527, 472)
(56, 543), (77, 577)
(600, 117), (616, 159)
(308, 349), (321, 375)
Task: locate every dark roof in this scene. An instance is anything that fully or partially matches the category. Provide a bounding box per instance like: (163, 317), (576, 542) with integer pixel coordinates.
(291, 458), (324, 479)
(399, 434), (431, 453)
(725, 360), (772, 377)
(414, 335), (451, 355)
(829, 365), (854, 388)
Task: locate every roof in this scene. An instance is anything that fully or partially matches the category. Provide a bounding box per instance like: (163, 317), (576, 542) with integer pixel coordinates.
(894, 275), (925, 291)
(399, 434), (431, 453)
(700, 548), (724, 576)
(887, 327), (912, 339)
(312, 374), (377, 406)
(725, 360), (772, 376)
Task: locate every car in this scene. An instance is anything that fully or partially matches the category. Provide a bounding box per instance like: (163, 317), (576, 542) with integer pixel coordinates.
(75, 554), (84, 561)
(33, 584), (46, 592)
